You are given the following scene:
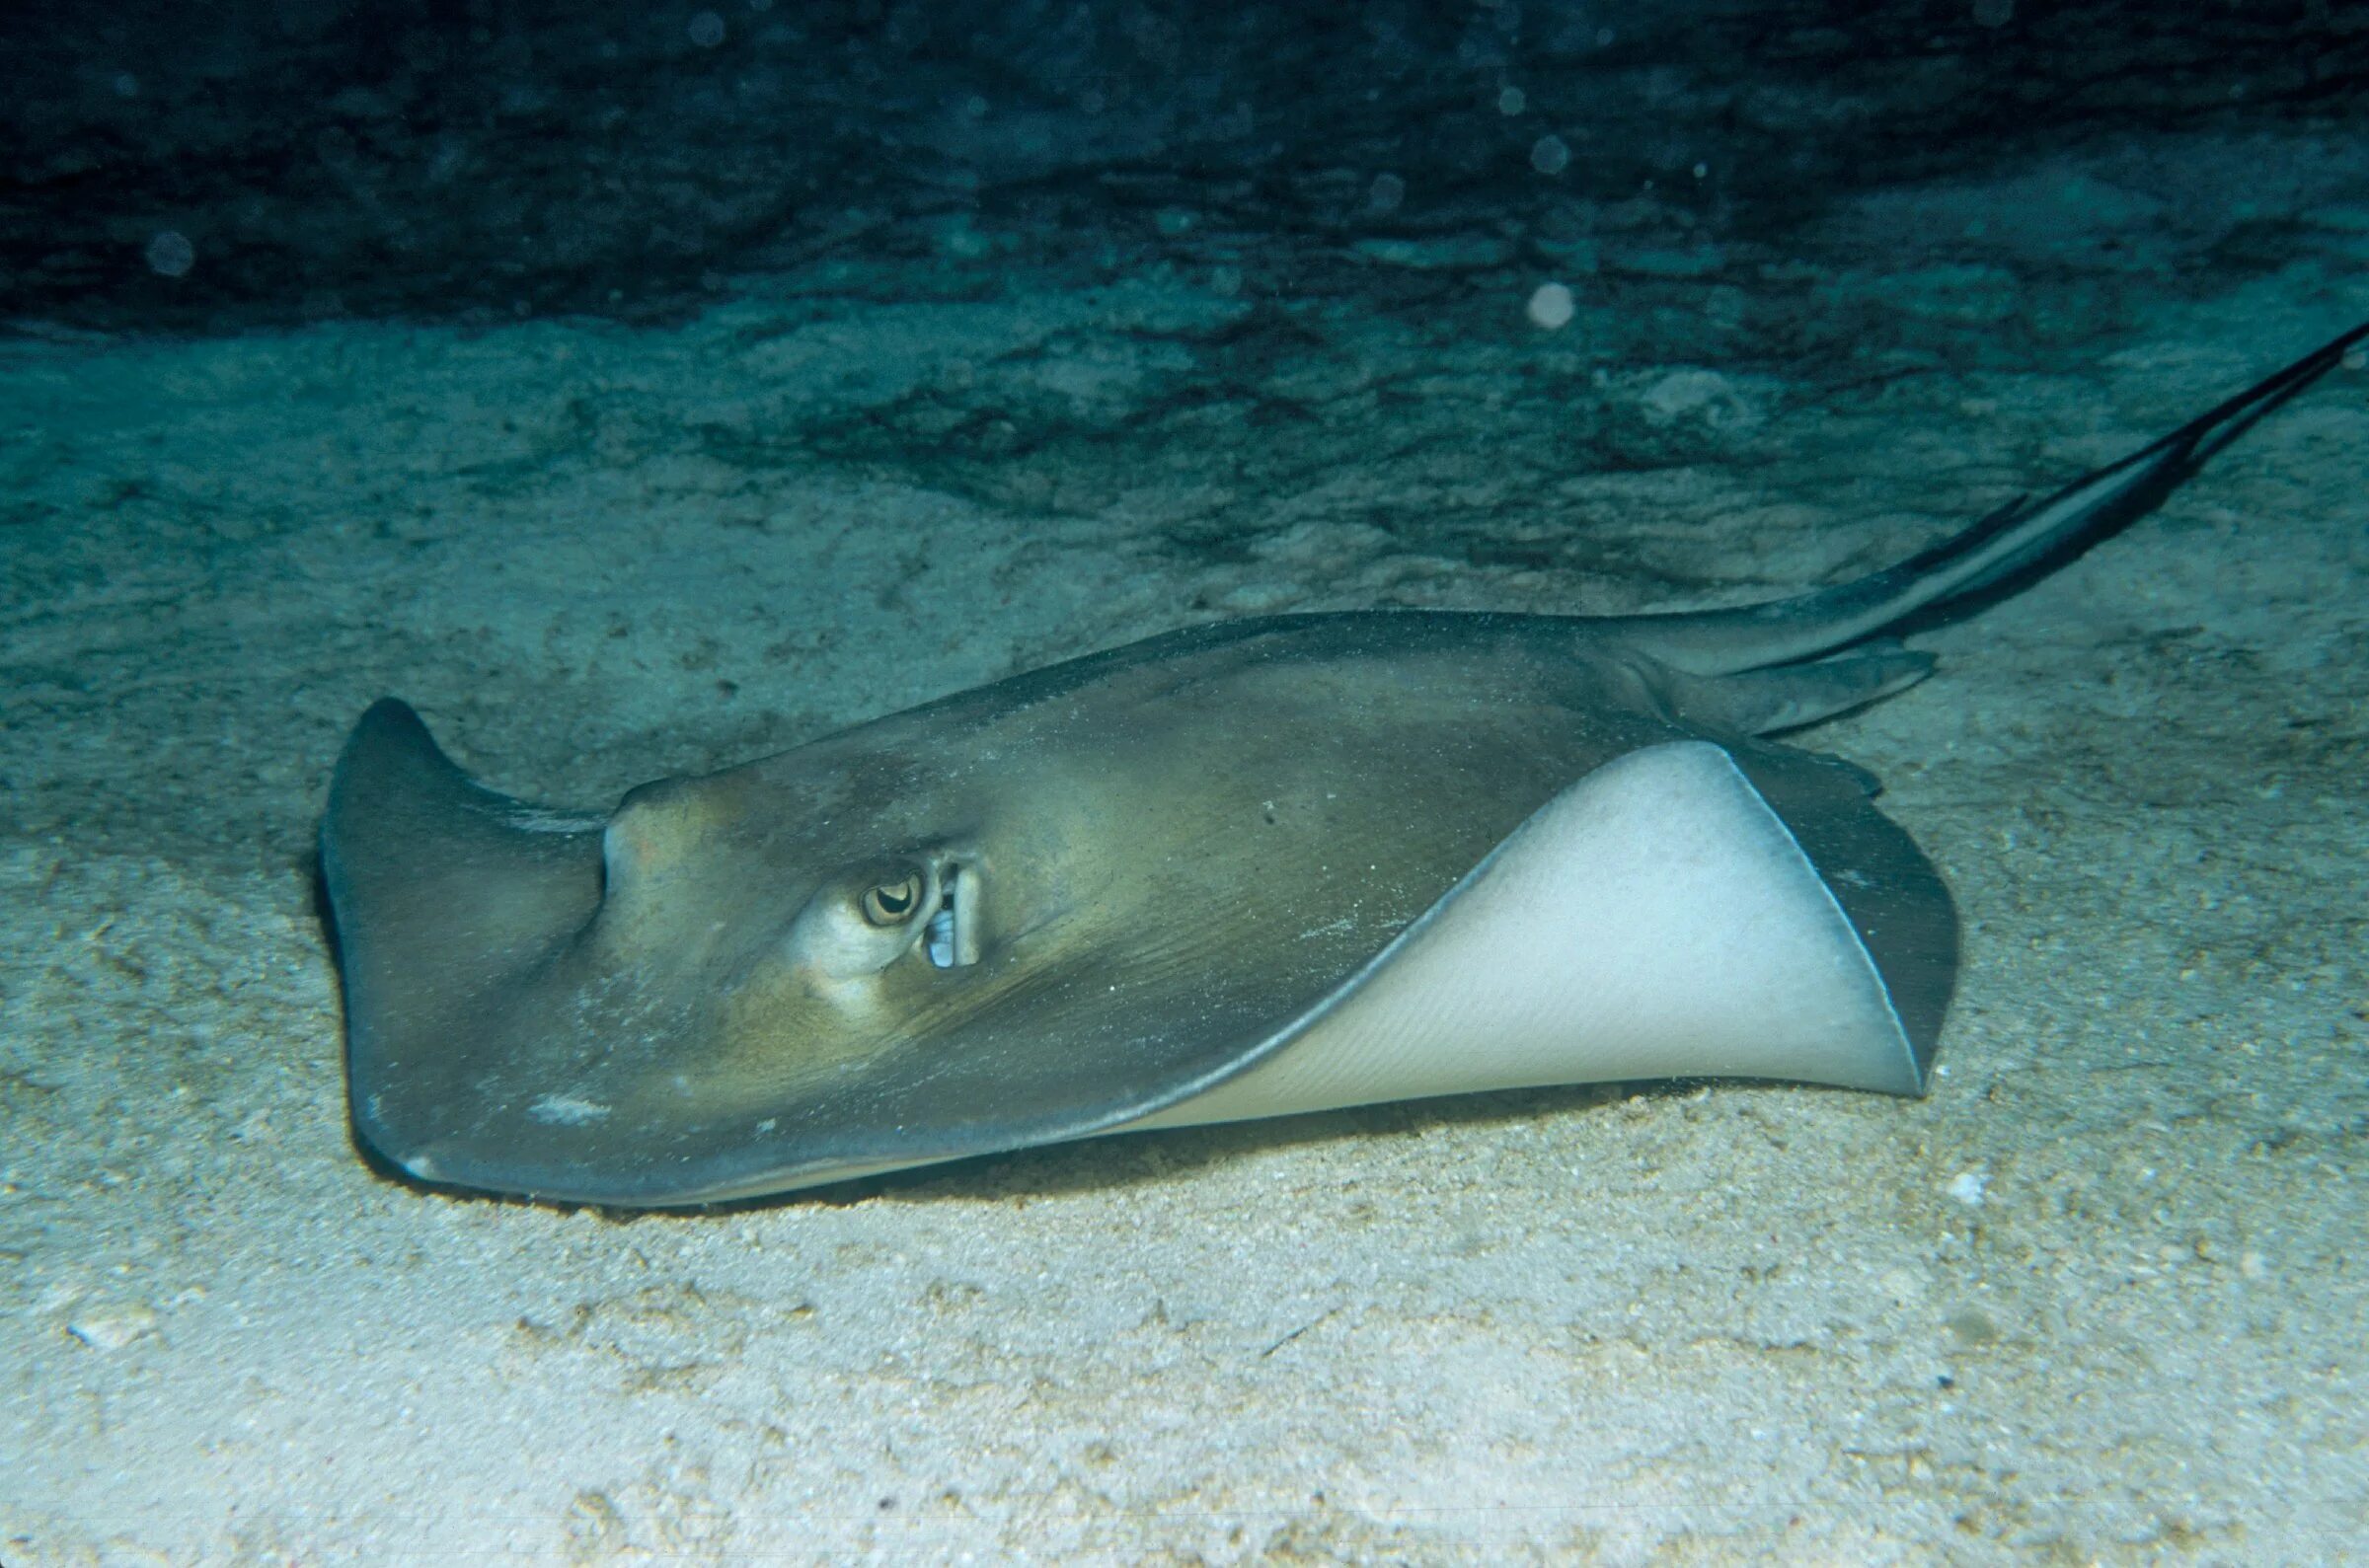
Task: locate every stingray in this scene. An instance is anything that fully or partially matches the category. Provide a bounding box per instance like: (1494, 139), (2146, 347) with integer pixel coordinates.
(321, 322), (2366, 1205)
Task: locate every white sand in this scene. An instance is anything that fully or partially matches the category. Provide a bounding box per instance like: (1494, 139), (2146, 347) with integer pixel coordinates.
(3, 132), (2365, 1562)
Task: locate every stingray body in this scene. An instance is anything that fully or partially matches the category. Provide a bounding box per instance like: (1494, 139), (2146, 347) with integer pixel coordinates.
(323, 324), (2365, 1205)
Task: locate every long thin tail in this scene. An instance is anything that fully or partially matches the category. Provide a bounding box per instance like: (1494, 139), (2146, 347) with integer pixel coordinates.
(1620, 320), (2368, 677)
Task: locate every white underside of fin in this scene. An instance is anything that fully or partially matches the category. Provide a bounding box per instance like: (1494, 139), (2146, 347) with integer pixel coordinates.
(1122, 740), (1918, 1133)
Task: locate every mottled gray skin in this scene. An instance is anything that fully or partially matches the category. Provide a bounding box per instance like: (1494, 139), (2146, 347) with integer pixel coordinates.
(321, 323), (2365, 1206)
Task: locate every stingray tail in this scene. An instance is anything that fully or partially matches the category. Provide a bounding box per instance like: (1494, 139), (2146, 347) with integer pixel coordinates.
(1619, 319), (2368, 678)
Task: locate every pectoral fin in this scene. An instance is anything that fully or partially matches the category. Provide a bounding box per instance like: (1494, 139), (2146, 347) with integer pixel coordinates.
(320, 700), (605, 1167)
(1126, 739), (1954, 1131)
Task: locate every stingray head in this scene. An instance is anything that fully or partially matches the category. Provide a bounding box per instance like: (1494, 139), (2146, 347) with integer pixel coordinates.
(319, 700), (1323, 1205)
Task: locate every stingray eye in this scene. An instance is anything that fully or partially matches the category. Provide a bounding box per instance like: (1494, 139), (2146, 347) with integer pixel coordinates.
(859, 873), (925, 927)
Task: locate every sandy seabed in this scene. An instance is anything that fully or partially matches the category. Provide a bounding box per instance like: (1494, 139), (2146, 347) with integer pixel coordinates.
(3, 130), (2365, 1565)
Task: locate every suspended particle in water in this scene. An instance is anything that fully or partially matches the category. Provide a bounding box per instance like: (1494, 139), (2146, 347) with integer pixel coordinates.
(1496, 86), (1525, 115)
(1368, 173), (1405, 214)
(1972, 0), (2014, 26)
(687, 10), (726, 46)
(1526, 282), (1575, 330)
(145, 230), (195, 277)
(1529, 135), (1569, 176)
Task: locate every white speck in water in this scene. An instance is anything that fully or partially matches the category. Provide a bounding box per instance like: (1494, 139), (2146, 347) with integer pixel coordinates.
(687, 10), (726, 46)
(1496, 86), (1526, 116)
(1529, 135), (1570, 176)
(1693, 161), (1709, 180)
(1946, 1170), (1988, 1207)
(113, 72), (140, 98)
(144, 230), (195, 277)
(1526, 282), (1575, 330)
(1368, 172), (1405, 213)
